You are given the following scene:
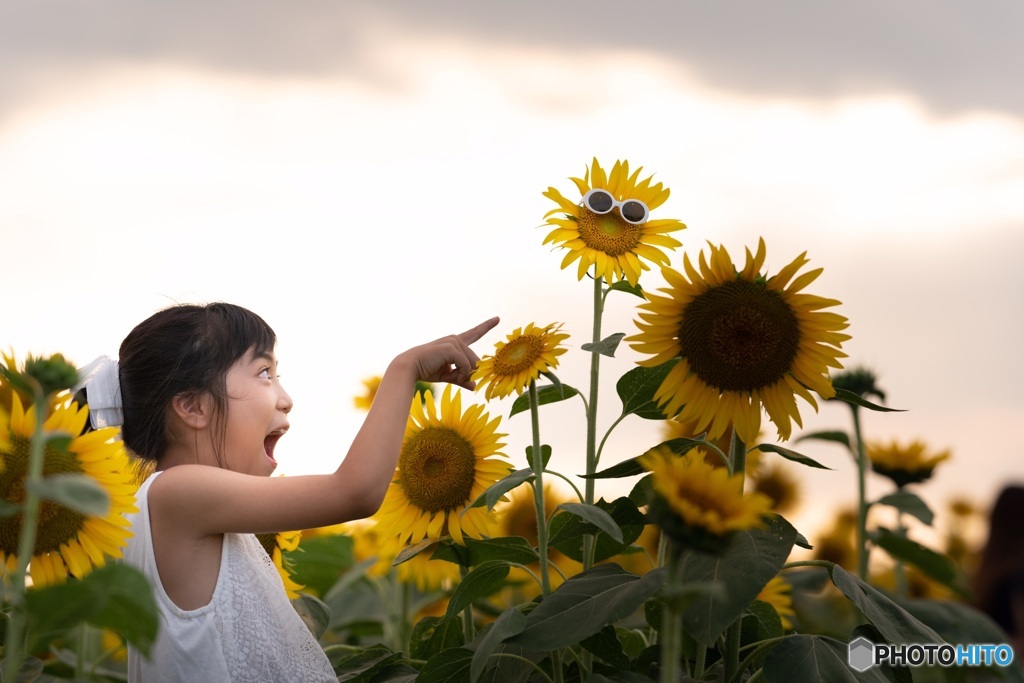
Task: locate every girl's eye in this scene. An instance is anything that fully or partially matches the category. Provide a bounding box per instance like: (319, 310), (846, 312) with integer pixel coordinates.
(259, 368), (272, 379)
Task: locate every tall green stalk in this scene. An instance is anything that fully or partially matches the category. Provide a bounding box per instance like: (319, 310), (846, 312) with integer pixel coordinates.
(528, 380), (552, 596)
(850, 405), (870, 580)
(658, 543), (683, 683)
(582, 275), (604, 570)
(722, 430), (747, 681)
(3, 385), (47, 683)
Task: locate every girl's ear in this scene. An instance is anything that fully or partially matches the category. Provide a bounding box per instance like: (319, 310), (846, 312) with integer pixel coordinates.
(171, 391), (212, 430)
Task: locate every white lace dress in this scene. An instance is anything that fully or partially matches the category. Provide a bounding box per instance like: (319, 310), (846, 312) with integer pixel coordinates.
(124, 472), (337, 682)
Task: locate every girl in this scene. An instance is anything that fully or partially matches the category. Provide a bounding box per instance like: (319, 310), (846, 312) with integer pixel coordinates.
(78, 302), (498, 682)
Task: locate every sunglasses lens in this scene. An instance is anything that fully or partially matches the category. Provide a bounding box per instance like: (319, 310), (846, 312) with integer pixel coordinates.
(584, 189), (614, 214)
(620, 200), (649, 224)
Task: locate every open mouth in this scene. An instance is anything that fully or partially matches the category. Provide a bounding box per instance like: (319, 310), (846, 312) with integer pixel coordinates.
(264, 430), (285, 464)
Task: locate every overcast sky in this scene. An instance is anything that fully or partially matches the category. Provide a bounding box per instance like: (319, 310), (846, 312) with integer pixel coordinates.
(2, 1), (1021, 548)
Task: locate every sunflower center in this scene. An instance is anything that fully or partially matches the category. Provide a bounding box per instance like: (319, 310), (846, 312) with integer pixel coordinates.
(0, 436), (87, 556)
(493, 336), (544, 376)
(398, 427), (477, 514)
(678, 280), (800, 392)
(575, 209), (643, 256)
(674, 480), (740, 520)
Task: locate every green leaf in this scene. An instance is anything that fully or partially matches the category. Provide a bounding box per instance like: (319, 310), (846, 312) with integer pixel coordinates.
(615, 359), (680, 420)
(744, 599), (784, 641)
(507, 564), (667, 650)
(582, 457), (644, 480)
(469, 468), (535, 511)
(394, 537), (440, 566)
(290, 534), (354, 597)
(509, 384), (581, 417)
(581, 333), (627, 357)
(680, 514), (797, 646)
(795, 429), (852, 450)
(901, 599), (1024, 679)
(830, 388), (904, 412)
(549, 497), (645, 562)
(539, 370), (563, 396)
(26, 563), (159, 656)
(333, 647), (403, 682)
(432, 536), (539, 568)
(608, 280), (645, 298)
(582, 437), (707, 480)
(755, 443), (832, 470)
(872, 491), (935, 526)
(580, 624), (631, 669)
(762, 634), (894, 683)
(409, 615), (466, 661)
(27, 473), (110, 517)
(829, 565), (944, 644)
(418, 647), (473, 683)
(872, 527), (960, 589)
(470, 607), (527, 682)
(293, 593), (332, 640)
(555, 502), (624, 543)
(445, 560), (511, 620)
(322, 556), (379, 603)
(525, 444), (552, 471)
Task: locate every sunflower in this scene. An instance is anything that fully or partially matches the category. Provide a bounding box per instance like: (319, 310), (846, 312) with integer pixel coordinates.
(756, 575), (796, 630)
(542, 158), (686, 286)
(353, 376), (382, 411)
(867, 439), (950, 488)
(471, 323), (570, 401)
(749, 462), (802, 515)
(0, 394), (137, 587)
(639, 445), (773, 552)
(257, 529), (304, 600)
(811, 507), (858, 570)
(354, 375), (433, 411)
(373, 386), (510, 546)
(628, 238), (850, 444)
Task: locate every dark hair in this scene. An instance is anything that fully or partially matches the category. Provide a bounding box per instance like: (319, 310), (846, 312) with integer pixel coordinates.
(117, 302), (277, 462)
(972, 485), (1024, 636)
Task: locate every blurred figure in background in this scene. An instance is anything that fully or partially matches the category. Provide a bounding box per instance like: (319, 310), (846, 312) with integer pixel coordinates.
(972, 485), (1024, 658)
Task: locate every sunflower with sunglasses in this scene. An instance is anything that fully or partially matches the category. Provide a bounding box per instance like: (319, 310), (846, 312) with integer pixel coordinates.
(542, 158), (686, 286)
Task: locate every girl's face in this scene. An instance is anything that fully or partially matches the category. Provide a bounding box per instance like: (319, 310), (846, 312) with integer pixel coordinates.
(219, 348), (293, 476)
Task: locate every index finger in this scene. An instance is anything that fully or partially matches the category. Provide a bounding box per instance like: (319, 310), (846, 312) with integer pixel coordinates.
(458, 316), (500, 345)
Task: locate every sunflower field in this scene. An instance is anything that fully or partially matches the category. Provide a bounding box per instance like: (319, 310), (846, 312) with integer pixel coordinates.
(2, 159), (1022, 682)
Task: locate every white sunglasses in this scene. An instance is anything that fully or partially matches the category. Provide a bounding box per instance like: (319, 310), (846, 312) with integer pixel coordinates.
(581, 188), (650, 225)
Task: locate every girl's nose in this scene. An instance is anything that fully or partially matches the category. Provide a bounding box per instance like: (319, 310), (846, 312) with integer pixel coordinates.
(278, 386), (294, 414)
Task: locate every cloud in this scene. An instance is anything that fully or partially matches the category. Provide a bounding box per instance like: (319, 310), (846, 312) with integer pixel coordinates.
(2, 0), (1023, 120)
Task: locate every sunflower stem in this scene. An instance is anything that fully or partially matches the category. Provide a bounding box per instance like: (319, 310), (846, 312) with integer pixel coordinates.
(76, 622), (89, 679)
(583, 274), (604, 570)
(3, 383), (47, 683)
(893, 508), (908, 598)
(658, 540), (684, 683)
(730, 428), (746, 485)
(527, 380), (552, 597)
(721, 431), (747, 682)
(850, 405), (871, 580)
(723, 618), (743, 682)
(459, 565), (476, 642)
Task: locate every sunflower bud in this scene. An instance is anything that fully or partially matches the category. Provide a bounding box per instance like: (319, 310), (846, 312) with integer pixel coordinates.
(24, 354), (79, 397)
(831, 366), (886, 403)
